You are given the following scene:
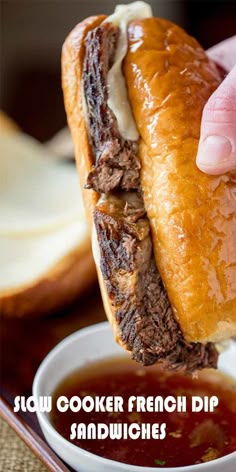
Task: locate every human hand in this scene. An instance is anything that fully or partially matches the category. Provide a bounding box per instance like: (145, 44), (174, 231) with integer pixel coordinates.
(196, 36), (236, 175)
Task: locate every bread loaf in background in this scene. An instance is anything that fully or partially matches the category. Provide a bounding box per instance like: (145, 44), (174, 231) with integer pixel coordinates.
(0, 112), (97, 318)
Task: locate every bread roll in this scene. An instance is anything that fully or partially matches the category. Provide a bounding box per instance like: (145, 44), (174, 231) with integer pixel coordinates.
(123, 18), (236, 343)
(62, 8), (236, 369)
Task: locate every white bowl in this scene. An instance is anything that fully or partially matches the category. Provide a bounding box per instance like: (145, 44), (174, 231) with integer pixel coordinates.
(33, 322), (236, 472)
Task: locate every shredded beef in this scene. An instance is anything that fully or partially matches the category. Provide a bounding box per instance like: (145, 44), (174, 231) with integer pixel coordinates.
(83, 23), (218, 371)
(94, 196), (218, 371)
(83, 23), (140, 193)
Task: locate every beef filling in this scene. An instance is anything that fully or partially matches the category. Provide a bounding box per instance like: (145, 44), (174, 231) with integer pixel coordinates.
(94, 196), (217, 370)
(83, 23), (218, 370)
(83, 23), (140, 193)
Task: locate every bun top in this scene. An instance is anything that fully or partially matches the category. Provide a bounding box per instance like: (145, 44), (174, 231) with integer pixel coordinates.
(123, 18), (236, 343)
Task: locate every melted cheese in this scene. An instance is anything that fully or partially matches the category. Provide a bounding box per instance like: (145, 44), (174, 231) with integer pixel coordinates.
(105, 2), (152, 141)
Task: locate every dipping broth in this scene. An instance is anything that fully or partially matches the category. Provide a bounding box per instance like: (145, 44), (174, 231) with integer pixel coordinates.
(51, 356), (236, 468)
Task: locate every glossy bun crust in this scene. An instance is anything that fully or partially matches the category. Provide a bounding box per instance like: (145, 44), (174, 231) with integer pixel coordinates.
(123, 18), (236, 343)
(62, 16), (236, 345)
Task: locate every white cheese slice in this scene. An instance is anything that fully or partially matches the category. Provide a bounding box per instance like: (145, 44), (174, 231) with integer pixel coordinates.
(105, 1), (152, 141)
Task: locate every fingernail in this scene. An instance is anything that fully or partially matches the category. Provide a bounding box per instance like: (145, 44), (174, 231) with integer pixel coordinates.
(197, 135), (232, 166)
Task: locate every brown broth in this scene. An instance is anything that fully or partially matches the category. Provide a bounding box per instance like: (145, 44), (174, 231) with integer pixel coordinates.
(51, 356), (236, 468)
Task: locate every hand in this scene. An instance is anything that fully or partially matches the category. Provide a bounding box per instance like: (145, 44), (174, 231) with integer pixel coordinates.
(196, 36), (236, 175)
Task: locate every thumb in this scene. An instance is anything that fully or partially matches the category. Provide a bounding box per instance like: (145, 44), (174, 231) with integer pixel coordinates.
(196, 65), (236, 175)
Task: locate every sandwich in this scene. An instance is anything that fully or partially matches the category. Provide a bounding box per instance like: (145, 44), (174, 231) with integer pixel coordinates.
(62, 1), (236, 371)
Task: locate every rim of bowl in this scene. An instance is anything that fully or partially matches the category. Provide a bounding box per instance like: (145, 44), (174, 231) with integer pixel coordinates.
(33, 321), (236, 472)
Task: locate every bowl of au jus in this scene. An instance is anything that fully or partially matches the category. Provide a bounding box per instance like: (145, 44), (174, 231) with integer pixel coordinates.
(33, 322), (236, 472)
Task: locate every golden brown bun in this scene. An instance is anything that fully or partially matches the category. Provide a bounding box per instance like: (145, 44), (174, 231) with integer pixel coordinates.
(62, 17), (236, 345)
(123, 18), (236, 343)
